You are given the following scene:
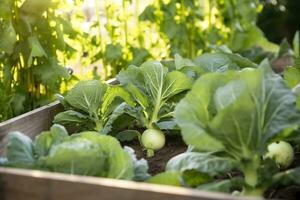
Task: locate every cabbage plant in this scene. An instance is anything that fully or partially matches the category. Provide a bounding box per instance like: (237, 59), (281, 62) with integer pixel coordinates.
(53, 80), (134, 133)
(1, 124), (149, 181)
(169, 63), (300, 196)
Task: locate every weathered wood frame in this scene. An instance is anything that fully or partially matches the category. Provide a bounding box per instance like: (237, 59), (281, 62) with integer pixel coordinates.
(0, 79), (262, 200)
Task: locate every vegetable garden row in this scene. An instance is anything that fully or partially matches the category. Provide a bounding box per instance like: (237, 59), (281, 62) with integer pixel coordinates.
(1, 1), (300, 199)
(1, 45), (300, 199)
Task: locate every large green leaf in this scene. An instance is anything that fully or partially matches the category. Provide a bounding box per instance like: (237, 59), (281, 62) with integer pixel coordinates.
(33, 58), (70, 90)
(64, 80), (107, 115)
(181, 170), (213, 187)
(117, 66), (145, 91)
(193, 52), (257, 72)
(141, 61), (192, 102)
(0, 0), (11, 19)
(6, 132), (35, 167)
(230, 26), (278, 52)
(197, 177), (243, 193)
(147, 171), (182, 186)
(211, 70), (299, 158)
(10, 93), (26, 116)
(74, 132), (134, 179)
(124, 84), (149, 110)
(104, 43), (123, 63)
(34, 124), (69, 157)
(174, 54), (197, 70)
(284, 67), (300, 88)
(0, 21), (16, 54)
(53, 110), (90, 126)
(118, 61), (192, 128)
(100, 85), (135, 120)
(54, 80), (135, 133)
(166, 152), (235, 176)
(174, 72), (235, 151)
(175, 67), (300, 160)
(102, 103), (143, 135)
(43, 138), (106, 176)
(27, 36), (47, 66)
(20, 0), (53, 14)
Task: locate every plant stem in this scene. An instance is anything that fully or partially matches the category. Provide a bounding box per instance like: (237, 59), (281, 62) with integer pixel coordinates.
(92, 112), (102, 132)
(148, 98), (162, 128)
(241, 155), (264, 196)
(242, 187), (264, 197)
(146, 149), (154, 157)
(243, 165), (258, 188)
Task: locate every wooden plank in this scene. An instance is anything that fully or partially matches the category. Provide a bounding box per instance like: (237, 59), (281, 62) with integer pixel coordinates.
(0, 168), (261, 200)
(0, 101), (63, 155)
(0, 101), (62, 138)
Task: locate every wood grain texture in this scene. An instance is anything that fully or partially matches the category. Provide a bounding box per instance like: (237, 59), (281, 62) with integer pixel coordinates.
(0, 101), (63, 155)
(0, 168), (261, 200)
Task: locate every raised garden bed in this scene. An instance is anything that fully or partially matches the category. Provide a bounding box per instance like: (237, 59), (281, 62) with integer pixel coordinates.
(0, 78), (260, 200)
(1, 55), (300, 200)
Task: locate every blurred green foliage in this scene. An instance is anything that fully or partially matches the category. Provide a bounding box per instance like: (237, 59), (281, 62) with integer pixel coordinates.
(78, 0), (278, 79)
(0, 0), (280, 121)
(0, 0), (80, 121)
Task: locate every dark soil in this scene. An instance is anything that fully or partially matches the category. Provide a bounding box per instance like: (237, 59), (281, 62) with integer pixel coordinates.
(123, 135), (187, 175)
(267, 186), (300, 200)
(271, 55), (294, 73)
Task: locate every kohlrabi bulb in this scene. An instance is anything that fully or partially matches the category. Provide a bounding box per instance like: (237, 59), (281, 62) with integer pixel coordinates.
(265, 141), (294, 168)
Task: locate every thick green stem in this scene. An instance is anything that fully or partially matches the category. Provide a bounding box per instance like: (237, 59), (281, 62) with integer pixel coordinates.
(146, 149), (154, 157)
(241, 155), (264, 197)
(148, 97), (164, 128)
(92, 112), (102, 132)
(150, 99), (161, 124)
(242, 187), (264, 197)
(243, 165), (258, 188)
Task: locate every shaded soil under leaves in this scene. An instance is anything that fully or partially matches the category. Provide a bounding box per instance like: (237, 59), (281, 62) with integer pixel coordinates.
(267, 186), (300, 200)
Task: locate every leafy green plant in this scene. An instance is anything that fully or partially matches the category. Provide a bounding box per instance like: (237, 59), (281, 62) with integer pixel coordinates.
(53, 80), (134, 133)
(0, 0), (77, 121)
(1, 124), (149, 180)
(155, 63), (300, 196)
(116, 60), (193, 156)
(0, 0), (280, 123)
